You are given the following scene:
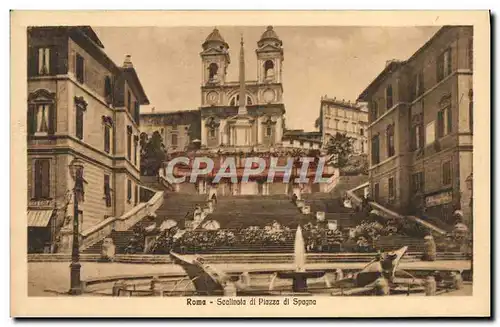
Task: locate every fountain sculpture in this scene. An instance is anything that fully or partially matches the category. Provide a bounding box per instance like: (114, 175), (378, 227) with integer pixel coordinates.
(276, 226), (325, 293)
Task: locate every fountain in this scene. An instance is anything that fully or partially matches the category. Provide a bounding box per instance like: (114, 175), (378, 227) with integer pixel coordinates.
(276, 226), (325, 293)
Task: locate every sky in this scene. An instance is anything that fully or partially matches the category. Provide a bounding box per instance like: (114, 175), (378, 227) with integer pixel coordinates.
(93, 26), (440, 131)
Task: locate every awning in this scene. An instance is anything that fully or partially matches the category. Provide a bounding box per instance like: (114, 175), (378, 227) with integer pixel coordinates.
(27, 209), (54, 227)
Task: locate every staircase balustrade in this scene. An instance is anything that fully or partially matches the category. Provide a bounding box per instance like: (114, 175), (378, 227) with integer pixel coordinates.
(79, 188), (164, 252)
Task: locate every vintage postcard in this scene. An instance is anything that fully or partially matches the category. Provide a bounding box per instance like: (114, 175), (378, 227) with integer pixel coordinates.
(11, 10), (491, 317)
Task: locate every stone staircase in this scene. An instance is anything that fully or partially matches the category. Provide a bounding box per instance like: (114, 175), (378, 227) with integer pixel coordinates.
(208, 195), (309, 229)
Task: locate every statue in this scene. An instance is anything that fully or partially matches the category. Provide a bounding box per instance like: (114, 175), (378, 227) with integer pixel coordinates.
(101, 237), (116, 261)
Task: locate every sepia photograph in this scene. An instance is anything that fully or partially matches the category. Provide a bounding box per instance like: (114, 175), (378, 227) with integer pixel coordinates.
(10, 10), (491, 317)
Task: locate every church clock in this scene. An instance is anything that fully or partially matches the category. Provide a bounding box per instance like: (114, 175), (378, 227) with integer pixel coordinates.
(206, 91), (219, 105)
(263, 89), (275, 103)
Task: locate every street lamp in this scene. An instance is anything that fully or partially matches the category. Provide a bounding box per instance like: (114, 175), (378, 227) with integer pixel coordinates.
(69, 158), (85, 295)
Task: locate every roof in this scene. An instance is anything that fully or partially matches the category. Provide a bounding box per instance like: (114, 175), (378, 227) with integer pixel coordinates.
(357, 26), (465, 101)
(258, 26), (283, 47)
(321, 97), (362, 110)
(202, 28), (229, 49)
(76, 26), (105, 48)
(260, 26), (280, 41)
(357, 60), (405, 101)
(140, 109), (200, 116)
(121, 67), (150, 105)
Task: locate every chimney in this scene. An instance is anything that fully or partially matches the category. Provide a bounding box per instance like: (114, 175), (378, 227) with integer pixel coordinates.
(123, 54), (133, 68)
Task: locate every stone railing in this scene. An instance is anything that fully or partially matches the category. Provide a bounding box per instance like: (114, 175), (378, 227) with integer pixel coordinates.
(79, 188), (164, 252)
(344, 182), (447, 236)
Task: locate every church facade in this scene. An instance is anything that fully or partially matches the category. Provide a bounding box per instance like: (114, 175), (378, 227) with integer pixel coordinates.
(140, 26), (336, 197)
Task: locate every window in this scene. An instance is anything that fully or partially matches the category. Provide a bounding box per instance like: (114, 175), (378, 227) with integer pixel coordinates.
(134, 184), (139, 206)
(34, 159), (50, 199)
(388, 177), (395, 200)
(412, 71), (424, 100)
(442, 161), (452, 186)
(133, 136), (138, 165)
(75, 97), (87, 140)
(385, 84), (393, 109)
(104, 174), (112, 207)
(35, 104), (50, 135)
(371, 101), (379, 121)
(104, 124), (111, 153)
(469, 89), (473, 132)
(171, 133), (178, 147)
(209, 128), (216, 138)
(127, 126), (132, 160)
(386, 124), (395, 157)
(343, 121), (348, 131)
(264, 60), (275, 80)
(104, 76), (113, 103)
(360, 128), (364, 136)
(361, 141), (365, 153)
(426, 121), (435, 145)
(208, 63), (219, 81)
(437, 48), (452, 82)
(127, 179), (132, 203)
(371, 135), (380, 165)
(325, 117), (331, 129)
(352, 123), (356, 134)
(127, 91), (131, 112)
(38, 48), (50, 75)
(266, 125), (272, 137)
(334, 119), (339, 130)
(374, 183), (380, 201)
(75, 54), (84, 84)
(437, 107), (452, 138)
(411, 123), (424, 151)
(411, 172), (424, 193)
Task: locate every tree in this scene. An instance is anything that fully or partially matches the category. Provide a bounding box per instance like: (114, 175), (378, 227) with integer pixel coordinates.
(140, 131), (166, 176)
(325, 132), (355, 168)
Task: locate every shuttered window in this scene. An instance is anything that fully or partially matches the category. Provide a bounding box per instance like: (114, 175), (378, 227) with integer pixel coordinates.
(388, 177), (395, 199)
(442, 161), (452, 186)
(104, 174), (112, 207)
(34, 159), (50, 199)
(437, 107), (451, 138)
(437, 48), (452, 82)
(104, 76), (113, 104)
(104, 125), (111, 153)
(386, 124), (395, 157)
(385, 84), (393, 109)
(127, 179), (132, 202)
(371, 135), (380, 165)
(127, 126), (132, 160)
(76, 54), (85, 84)
(76, 104), (84, 140)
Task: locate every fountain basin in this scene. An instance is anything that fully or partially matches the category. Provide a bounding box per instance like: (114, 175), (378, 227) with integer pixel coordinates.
(277, 271), (326, 293)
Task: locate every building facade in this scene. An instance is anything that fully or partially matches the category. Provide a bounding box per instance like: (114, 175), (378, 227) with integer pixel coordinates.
(27, 26), (149, 252)
(358, 26), (473, 226)
(319, 97), (369, 154)
(140, 109), (201, 154)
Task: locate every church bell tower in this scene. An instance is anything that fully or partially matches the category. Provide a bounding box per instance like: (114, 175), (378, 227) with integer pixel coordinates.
(256, 26), (284, 84)
(200, 28), (230, 107)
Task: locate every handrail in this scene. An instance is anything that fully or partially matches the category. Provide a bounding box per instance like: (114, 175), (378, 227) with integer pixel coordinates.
(79, 189), (164, 251)
(344, 182), (446, 235)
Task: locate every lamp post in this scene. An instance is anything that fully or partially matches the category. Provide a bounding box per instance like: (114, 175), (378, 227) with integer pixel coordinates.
(69, 158), (85, 295)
